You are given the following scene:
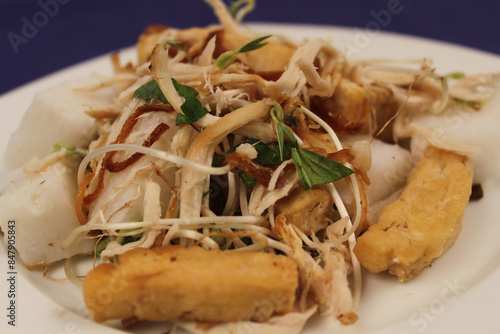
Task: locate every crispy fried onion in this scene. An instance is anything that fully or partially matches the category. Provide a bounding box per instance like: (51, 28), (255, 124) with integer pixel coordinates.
(224, 152), (272, 187)
(81, 104), (173, 210)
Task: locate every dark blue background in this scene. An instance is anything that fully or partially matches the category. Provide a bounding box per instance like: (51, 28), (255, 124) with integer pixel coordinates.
(1, 0), (498, 95)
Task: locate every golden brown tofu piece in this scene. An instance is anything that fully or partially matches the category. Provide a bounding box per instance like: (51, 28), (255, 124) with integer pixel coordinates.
(220, 31), (296, 73)
(275, 187), (334, 234)
(311, 79), (371, 135)
(84, 245), (298, 323)
(354, 146), (473, 282)
(136, 25), (167, 65)
(136, 25), (218, 65)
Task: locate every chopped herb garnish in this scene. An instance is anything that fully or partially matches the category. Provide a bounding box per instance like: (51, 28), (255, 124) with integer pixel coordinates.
(228, 139), (293, 165)
(446, 71), (466, 80)
(270, 102), (298, 160)
(238, 171), (256, 188)
(238, 35), (271, 53)
(52, 141), (86, 157)
(252, 141), (294, 165)
(96, 237), (112, 257)
(175, 92), (209, 125)
(115, 225), (143, 245)
(284, 113), (299, 130)
(228, 102), (354, 191)
(452, 97), (482, 110)
(229, 0), (255, 21)
(52, 141), (75, 152)
(132, 79), (208, 125)
(132, 79), (168, 104)
(203, 189), (213, 198)
(172, 78), (209, 125)
(291, 148), (355, 190)
(164, 40), (187, 50)
(172, 78), (198, 98)
(268, 102), (355, 190)
(119, 230), (143, 245)
(215, 35), (272, 69)
(209, 228), (231, 249)
(96, 221), (144, 258)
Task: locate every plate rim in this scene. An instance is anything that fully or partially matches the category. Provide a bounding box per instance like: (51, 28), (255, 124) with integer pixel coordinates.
(1, 22), (500, 334)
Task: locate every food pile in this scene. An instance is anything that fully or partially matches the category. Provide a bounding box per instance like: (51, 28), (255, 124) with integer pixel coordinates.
(1, 0), (499, 333)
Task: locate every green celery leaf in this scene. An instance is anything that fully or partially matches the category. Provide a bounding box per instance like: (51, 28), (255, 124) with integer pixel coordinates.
(132, 80), (168, 104)
(175, 96), (209, 125)
(171, 79), (208, 124)
(95, 237), (112, 257)
(253, 141), (294, 165)
(175, 113), (191, 125)
(238, 171), (256, 188)
(132, 78), (206, 125)
(284, 113), (299, 130)
(227, 139), (293, 166)
(291, 148), (354, 190)
(133, 78), (199, 106)
(172, 79), (199, 98)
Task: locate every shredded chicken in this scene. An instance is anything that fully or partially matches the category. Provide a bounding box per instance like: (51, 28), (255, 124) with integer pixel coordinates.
(3, 0), (496, 334)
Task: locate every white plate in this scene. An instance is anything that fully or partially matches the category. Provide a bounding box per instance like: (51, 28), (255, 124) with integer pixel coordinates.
(1, 23), (500, 334)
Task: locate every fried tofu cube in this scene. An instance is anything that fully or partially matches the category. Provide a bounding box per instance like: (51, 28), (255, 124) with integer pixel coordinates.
(354, 146), (473, 281)
(83, 245), (298, 323)
(136, 25), (167, 65)
(220, 31), (296, 73)
(274, 187), (334, 234)
(311, 79), (371, 135)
